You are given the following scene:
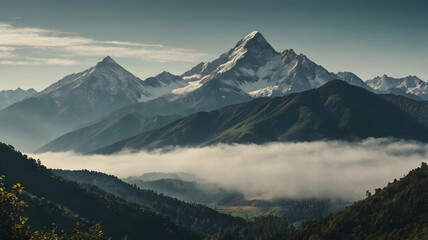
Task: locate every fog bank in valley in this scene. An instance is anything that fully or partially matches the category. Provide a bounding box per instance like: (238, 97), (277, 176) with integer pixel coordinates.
(31, 138), (427, 201)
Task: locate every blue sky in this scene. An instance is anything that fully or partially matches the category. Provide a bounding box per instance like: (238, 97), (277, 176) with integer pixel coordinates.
(0, 0), (427, 90)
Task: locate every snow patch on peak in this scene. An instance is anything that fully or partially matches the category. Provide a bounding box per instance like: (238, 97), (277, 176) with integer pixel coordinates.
(212, 31), (272, 75)
(366, 75), (428, 100)
(216, 46), (248, 74)
(282, 49), (296, 56)
(236, 31), (269, 49)
(171, 79), (203, 95)
(242, 31), (261, 41)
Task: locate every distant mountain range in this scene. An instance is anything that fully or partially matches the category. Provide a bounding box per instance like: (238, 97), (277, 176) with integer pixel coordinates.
(0, 88), (37, 110)
(367, 74), (428, 100)
(0, 31), (426, 152)
(0, 57), (150, 151)
(93, 80), (428, 154)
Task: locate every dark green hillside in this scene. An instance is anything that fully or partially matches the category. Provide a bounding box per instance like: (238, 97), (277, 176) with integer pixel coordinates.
(94, 80), (428, 154)
(289, 163), (428, 240)
(211, 163), (428, 240)
(53, 169), (246, 235)
(37, 113), (182, 154)
(382, 94), (428, 127)
(0, 143), (198, 240)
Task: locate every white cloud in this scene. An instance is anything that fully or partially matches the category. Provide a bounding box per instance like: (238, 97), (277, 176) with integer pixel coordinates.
(0, 58), (81, 66)
(0, 23), (205, 65)
(27, 57), (82, 66)
(0, 60), (30, 65)
(0, 52), (15, 58)
(31, 138), (426, 201)
(0, 46), (16, 58)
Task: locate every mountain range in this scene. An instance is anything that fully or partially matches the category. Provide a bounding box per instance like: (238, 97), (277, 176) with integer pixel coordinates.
(0, 57), (150, 151)
(367, 74), (428, 100)
(0, 88), (37, 110)
(93, 80), (428, 154)
(0, 31), (426, 153)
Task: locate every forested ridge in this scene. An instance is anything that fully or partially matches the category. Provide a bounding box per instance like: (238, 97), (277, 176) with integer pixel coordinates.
(1, 141), (426, 239)
(0, 143), (197, 239)
(288, 163), (428, 240)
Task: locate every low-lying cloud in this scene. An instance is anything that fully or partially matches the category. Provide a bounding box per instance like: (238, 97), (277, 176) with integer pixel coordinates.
(30, 138), (427, 201)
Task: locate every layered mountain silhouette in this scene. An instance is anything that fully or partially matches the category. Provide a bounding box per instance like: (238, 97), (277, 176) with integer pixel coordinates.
(93, 81), (428, 154)
(0, 87), (37, 110)
(1, 31), (426, 153)
(36, 113), (183, 153)
(52, 169), (245, 235)
(36, 32), (373, 154)
(0, 57), (150, 151)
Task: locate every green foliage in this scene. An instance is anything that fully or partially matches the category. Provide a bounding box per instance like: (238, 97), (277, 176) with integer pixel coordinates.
(2, 141), (427, 239)
(0, 175), (31, 239)
(0, 175), (109, 240)
(288, 163), (428, 240)
(53, 169), (246, 235)
(31, 223), (109, 240)
(38, 113), (183, 154)
(208, 215), (294, 240)
(0, 143), (198, 239)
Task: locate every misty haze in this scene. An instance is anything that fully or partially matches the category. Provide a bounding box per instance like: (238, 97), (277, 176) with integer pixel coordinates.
(32, 138), (425, 201)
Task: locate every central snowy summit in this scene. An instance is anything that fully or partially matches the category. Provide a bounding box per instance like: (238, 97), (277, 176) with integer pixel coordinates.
(179, 31), (361, 98)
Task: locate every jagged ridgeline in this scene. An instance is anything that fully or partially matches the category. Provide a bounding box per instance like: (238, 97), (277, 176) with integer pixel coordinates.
(3, 31), (426, 153)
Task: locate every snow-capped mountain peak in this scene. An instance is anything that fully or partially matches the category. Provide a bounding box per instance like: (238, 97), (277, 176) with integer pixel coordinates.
(234, 31), (274, 52)
(181, 31), (279, 84)
(38, 56), (143, 98)
(95, 56), (126, 71)
(241, 30), (261, 42)
(366, 75), (428, 100)
(180, 31), (355, 98)
(281, 49), (297, 62)
(31, 56), (154, 121)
